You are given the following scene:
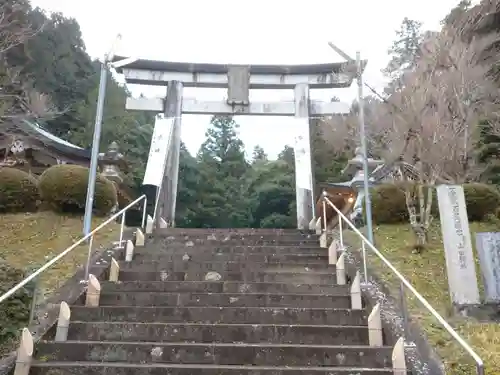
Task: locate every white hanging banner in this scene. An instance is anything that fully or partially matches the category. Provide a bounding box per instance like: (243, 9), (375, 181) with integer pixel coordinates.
(436, 184), (480, 305)
(291, 117), (313, 191)
(142, 116), (175, 187)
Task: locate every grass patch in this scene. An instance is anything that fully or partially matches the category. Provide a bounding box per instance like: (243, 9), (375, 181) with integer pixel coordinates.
(350, 222), (500, 374)
(0, 210), (120, 293)
(0, 210), (120, 355)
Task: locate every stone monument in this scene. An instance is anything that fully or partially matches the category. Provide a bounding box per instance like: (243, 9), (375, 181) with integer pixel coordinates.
(436, 185), (480, 305)
(475, 232), (500, 303)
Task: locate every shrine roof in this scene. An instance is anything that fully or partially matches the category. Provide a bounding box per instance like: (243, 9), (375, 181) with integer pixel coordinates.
(112, 55), (358, 75)
(16, 120), (91, 159)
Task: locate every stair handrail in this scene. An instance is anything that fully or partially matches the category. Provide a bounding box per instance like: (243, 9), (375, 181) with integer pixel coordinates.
(322, 195), (485, 375)
(0, 194), (147, 305)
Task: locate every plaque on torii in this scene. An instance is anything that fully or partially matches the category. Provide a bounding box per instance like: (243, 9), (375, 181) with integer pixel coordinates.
(113, 55), (366, 229)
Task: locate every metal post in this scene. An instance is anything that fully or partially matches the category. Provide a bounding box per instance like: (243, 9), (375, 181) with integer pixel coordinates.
(118, 212), (126, 248)
(28, 277), (39, 326)
(141, 197), (148, 229)
(82, 34), (122, 237)
(361, 240), (368, 283)
(83, 62), (107, 237)
(293, 83), (314, 229)
(399, 280), (409, 339)
(322, 198), (327, 233)
(83, 234), (94, 283)
(356, 51), (374, 246)
(157, 81), (183, 229)
(338, 214), (344, 250)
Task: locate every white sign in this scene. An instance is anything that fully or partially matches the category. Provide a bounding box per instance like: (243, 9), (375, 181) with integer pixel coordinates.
(142, 116), (175, 187)
(291, 118), (313, 191)
(436, 185), (480, 305)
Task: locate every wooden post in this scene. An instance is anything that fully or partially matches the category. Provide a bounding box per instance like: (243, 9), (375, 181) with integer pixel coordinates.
(319, 232), (327, 248)
(55, 302), (71, 342)
(135, 228), (145, 247)
(125, 240), (134, 262)
(392, 337), (407, 375)
(336, 252), (346, 285)
(85, 274), (101, 307)
(368, 303), (383, 347)
(159, 217), (168, 229)
(145, 214), (154, 234)
(14, 328), (33, 375)
(328, 240), (338, 264)
(351, 270), (362, 310)
(308, 217), (316, 230)
(315, 217), (321, 235)
(109, 257), (120, 282)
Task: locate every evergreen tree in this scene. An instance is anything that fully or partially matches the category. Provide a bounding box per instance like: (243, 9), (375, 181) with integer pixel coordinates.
(195, 116), (250, 227)
(251, 145), (267, 163)
(383, 17), (423, 85)
(477, 120), (500, 186)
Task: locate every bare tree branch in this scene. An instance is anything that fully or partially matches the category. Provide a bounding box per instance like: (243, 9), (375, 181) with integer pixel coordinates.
(0, 1), (58, 129)
(321, 12), (500, 249)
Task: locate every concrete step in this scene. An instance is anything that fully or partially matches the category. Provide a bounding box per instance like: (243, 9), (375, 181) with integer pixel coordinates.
(100, 281), (347, 295)
(135, 245), (326, 256)
(117, 261), (335, 273)
(66, 322), (369, 345)
(156, 228), (316, 235)
(95, 292), (351, 308)
(117, 270), (337, 284)
(30, 362), (395, 375)
(70, 306), (367, 325)
(131, 252), (329, 263)
(157, 238), (321, 247)
(157, 231), (318, 241)
(35, 341), (393, 367)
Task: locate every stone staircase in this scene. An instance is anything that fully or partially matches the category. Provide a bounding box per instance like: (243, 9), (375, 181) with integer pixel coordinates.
(26, 228), (407, 374)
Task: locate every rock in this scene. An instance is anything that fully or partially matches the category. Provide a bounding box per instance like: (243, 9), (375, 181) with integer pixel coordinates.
(204, 271), (222, 281)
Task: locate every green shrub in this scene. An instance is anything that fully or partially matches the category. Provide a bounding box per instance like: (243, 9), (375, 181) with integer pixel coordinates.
(462, 183), (500, 221)
(0, 261), (33, 350)
(370, 183), (408, 224)
(38, 165), (117, 216)
(370, 182), (500, 224)
(0, 167), (39, 213)
(115, 183), (143, 226)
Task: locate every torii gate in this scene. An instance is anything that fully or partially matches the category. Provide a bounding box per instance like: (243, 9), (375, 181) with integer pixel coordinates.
(113, 57), (362, 229)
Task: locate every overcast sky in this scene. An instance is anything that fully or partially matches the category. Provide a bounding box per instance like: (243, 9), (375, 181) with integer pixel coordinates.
(31, 0), (475, 158)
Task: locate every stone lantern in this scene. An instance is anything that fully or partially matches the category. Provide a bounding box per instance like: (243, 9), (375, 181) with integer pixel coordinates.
(98, 141), (127, 183)
(342, 147), (384, 188)
(342, 147), (384, 225)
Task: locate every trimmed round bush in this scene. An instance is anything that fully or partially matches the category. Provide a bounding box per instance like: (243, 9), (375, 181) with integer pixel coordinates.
(371, 182), (500, 224)
(462, 183), (500, 221)
(115, 183), (144, 227)
(38, 164), (117, 216)
(0, 167), (39, 213)
(371, 183), (408, 224)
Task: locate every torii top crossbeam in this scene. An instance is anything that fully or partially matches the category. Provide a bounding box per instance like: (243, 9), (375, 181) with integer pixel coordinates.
(112, 56), (366, 89)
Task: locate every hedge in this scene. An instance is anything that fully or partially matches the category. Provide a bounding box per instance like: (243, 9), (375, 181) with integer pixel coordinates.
(0, 167), (39, 213)
(38, 164), (117, 216)
(0, 261), (34, 348)
(370, 183), (500, 224)
(115, 183), (143, 226)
